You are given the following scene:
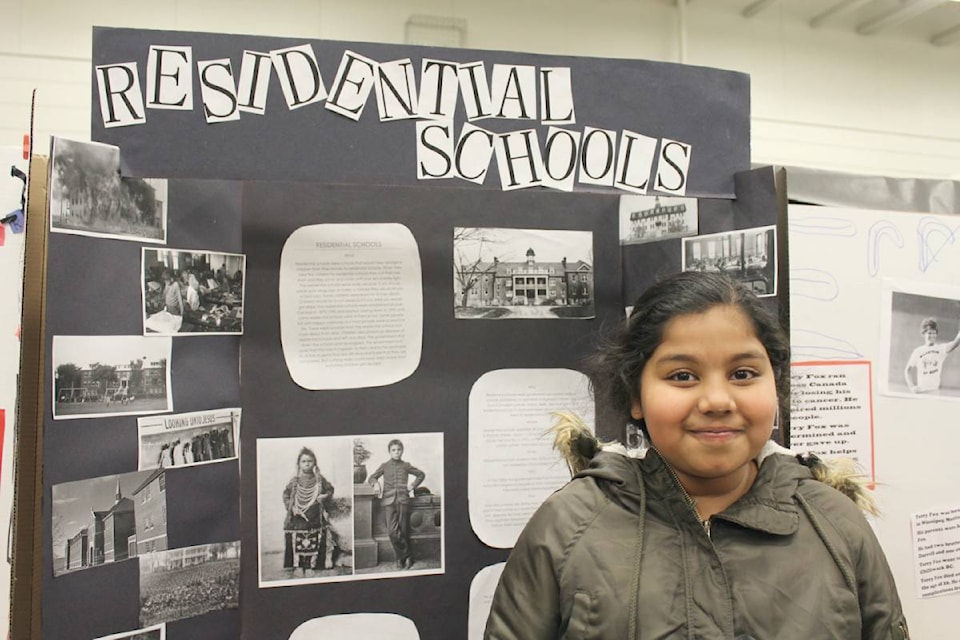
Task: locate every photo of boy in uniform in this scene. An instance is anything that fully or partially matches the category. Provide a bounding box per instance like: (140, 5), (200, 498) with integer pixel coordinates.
(905, 316), (960, 393)
(367, 439), (425, 570)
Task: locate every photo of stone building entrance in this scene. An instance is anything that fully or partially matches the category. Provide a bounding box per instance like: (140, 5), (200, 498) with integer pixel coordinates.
(454, 228), (594, 319)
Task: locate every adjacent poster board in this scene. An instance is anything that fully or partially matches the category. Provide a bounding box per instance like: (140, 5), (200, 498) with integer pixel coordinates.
(789, 203), (960, 639)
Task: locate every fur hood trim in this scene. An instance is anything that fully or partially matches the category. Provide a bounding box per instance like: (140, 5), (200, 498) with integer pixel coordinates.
(549, 411), (878, 516)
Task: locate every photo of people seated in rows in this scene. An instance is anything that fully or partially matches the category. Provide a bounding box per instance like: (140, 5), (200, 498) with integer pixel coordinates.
(141, 248), (245, 335)
(682, 225), (777, 298)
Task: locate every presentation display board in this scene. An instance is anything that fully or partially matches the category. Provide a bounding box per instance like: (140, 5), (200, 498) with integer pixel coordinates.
(27, 26), (783, 640)
(789, 202), (960, 640)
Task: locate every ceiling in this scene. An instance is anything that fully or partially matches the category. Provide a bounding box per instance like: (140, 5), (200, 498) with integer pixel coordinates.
(675, 0), (960, 47)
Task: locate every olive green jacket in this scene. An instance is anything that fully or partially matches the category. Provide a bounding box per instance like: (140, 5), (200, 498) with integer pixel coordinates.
(484, 442), (908, 639)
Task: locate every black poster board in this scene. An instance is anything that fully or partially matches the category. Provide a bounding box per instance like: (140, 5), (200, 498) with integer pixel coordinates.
(28, 26), (776, 640)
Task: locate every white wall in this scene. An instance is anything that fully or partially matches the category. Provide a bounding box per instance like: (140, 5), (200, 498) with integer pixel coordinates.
(2, 0), (958, 179)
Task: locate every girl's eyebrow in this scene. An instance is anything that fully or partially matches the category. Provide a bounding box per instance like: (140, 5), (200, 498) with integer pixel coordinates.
(653, 353), (699, 365)
(654, 350), (768, 365)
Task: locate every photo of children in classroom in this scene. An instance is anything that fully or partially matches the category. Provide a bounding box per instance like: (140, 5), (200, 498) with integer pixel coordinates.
(141, 248), (245, 336)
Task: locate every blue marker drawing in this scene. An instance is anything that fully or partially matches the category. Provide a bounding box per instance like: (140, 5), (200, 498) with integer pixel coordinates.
(867, 220), (903, 277)
(790, 269), (839, 301)
(791, 329), (864, 361)
(788, 216), (857, 237)
(916, 217), (960, 273)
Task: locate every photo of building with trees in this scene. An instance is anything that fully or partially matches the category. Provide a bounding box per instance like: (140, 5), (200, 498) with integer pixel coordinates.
(52, 335), (172, 419)
(454, 228), (594, 319)
(50, 137), (167, 242)
(55, 357), (167, 405)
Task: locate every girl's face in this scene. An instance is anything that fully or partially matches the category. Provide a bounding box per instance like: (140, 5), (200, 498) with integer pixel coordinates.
(298, 454), (316, 474)
(630, 304), (777, 492)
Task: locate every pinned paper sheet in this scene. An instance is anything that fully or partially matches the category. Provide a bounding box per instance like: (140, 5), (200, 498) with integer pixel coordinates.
(147, 45), (193, 110)
(270, 44), (327, 110)
(198, 58), (242, 124)
(289, 613), (419, 640)
(789, 360), (875, 483)
(468, 368), (593, 548)
(490, 64), (536, 120)
(913, 506), (960, 598)
(418, 59), (460, 120)
(278, 223), (423, 390)
(539, 68), (575, 125)
(325, 50), (378, 121)
(468, 563), (505, 640)
(93, 622), (166, 640)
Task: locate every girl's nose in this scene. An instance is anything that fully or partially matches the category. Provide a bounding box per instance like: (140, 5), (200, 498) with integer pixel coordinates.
(697, 378), (736, 414)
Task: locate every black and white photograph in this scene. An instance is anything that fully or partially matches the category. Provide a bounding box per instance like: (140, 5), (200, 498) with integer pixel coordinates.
(619, 194), (698, 245)
(93, 623), (165, 640)
(257, 437), (355, 587)
(138, 408), (240, 470)
(52, 335), (172, 420)
(142, 248), (246, 335)
(52, 469), (169, 577)
(353, 432), (444, 578)
(139, 541), (240, 626)
(881, 280), (960, 400)
(682, 225), (777, 297)
(49, 137), (168, 243)
(454, 227), (594, 319)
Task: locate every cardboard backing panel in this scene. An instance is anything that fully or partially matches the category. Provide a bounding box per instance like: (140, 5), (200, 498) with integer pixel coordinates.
(12, 154), (48, 640)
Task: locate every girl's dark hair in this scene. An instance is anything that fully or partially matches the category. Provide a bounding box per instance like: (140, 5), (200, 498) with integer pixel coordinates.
(585, 271), (790, 436)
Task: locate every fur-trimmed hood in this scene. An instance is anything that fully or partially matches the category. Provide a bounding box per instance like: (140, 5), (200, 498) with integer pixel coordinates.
(550, 411), (878, 516)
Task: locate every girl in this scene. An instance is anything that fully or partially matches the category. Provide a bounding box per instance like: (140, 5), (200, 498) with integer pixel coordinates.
(485, 272), (908, 639)
(282, 447), (335, 573)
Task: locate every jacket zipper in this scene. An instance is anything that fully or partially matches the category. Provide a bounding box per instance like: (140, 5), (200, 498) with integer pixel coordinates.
(898, 621), (910, 639)
(656, 448), (712, 537)
(657, 448), (739, 638)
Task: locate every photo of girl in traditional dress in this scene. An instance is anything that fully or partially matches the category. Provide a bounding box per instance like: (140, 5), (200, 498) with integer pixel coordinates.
(282, 447), (345, 574)
(257, 437), (354, 586)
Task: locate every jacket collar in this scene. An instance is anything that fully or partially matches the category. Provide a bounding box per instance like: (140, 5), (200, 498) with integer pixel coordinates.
(551, 412), (870, 530)
(713, 453), (810, 535)
(579, 446), (811, 536)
